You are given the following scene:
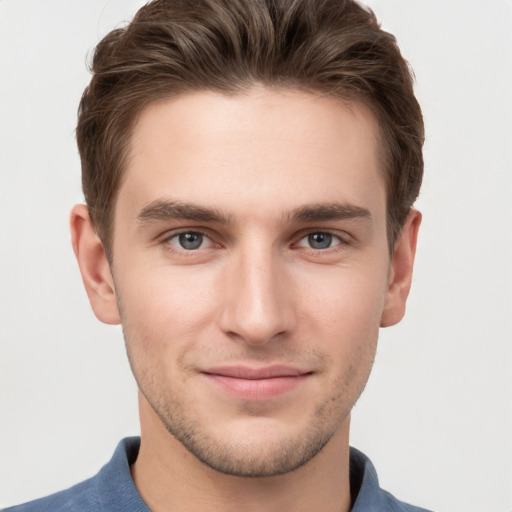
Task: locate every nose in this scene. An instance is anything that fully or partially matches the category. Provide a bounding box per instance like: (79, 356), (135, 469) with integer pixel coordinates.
(218, 246), (295, 346)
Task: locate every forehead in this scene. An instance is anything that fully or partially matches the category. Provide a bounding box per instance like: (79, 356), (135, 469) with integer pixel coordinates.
(119, 88), (385, 223)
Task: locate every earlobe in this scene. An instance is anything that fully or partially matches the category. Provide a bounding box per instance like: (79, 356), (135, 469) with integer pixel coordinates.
(70, 204), (121, 325)
(380, 209), (422, 328)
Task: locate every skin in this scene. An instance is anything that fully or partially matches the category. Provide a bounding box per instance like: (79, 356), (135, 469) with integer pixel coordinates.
(71, 88), (421, 512)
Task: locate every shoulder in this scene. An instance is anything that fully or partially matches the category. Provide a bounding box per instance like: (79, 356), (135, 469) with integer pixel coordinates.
(2, 476), (101, 512)
(2, 438), (148, 512)
(349, 447), (434, 512)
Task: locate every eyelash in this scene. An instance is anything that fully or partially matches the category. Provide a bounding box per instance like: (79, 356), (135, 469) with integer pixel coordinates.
(160, 229), (219, 255)
(159, 229), (351, 255)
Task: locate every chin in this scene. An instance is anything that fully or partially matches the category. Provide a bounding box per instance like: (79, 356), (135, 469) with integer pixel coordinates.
(148, 393), (348, 477)
(174, 424), (336, 477)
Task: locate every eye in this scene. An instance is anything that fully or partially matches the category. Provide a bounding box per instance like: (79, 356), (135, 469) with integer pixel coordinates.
(168, 232), (209, 250)
(296, 232), (342, 250)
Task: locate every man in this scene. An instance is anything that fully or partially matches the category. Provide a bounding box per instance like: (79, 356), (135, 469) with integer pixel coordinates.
(4, 0), (430, 510)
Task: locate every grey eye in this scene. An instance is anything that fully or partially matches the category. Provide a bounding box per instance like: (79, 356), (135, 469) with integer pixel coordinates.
(307, 232), (333, 249)
(178, 232), (204, 250)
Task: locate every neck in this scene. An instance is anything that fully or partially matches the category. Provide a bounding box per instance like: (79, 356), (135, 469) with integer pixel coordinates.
(131, 395), (352, 512)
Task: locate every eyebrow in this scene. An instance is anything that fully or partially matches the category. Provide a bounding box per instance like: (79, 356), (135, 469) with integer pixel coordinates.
(136, 198), (371, 225)
(137, 199), (232, 224)
(286, 203), (372, 223)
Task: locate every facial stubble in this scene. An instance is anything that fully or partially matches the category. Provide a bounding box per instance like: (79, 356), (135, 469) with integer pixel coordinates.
(122, 331), (375, 478)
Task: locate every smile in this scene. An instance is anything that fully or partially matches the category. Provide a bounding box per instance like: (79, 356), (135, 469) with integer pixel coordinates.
(201, 366), (313, 400)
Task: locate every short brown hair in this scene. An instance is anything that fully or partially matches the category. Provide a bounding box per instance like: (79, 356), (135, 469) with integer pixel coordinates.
(77, 0), (424, 258)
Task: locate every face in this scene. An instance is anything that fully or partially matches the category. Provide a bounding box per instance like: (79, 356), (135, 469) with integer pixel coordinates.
(108, 89), (394, 476)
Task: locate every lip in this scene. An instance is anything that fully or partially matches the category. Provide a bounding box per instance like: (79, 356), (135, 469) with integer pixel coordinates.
(201, 365), (312, 400)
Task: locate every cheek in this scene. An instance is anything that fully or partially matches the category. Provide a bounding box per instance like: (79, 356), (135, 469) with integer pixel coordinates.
(295, 263), (387, 375)
(297, 263), (388, 332)
(115, 264), (219, 357)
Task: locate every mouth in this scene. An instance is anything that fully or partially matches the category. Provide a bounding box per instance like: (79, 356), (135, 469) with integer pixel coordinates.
(201, 365), (313, 400)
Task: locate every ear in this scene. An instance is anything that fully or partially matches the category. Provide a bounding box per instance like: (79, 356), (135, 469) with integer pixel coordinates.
(380, 209), (422, 328)
(70, 204), (121, 325)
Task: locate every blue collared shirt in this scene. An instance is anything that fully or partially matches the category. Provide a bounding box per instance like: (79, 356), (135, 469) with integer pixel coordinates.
(3, 437), (432, 511)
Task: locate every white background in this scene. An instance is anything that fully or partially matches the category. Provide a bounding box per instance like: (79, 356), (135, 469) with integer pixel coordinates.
(1, 1), (511, 511)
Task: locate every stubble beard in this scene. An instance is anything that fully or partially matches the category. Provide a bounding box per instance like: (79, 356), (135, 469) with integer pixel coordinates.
(126, 339), (372, 478)
(139, 383), (344, 477)
(119, 308), (376, 478)
(123, 334), (374, 478)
